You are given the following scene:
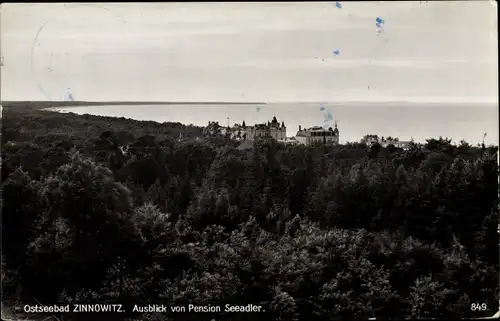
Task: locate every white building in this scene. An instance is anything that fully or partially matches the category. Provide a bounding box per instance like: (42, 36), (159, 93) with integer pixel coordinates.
(361, 135), (412, 150)
(384, 140), (412, 149)
(295, 123), (339, 145)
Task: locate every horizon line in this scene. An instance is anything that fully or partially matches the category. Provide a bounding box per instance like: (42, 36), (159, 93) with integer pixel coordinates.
(2, 100), (498, 105)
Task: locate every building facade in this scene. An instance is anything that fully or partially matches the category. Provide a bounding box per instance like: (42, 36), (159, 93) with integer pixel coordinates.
(242, 116), (286, 141)
(360, 135), (412, 150)
(385, 140), (411, 149)
(295, 123), (339, 145)
(206, 116), (287, 141)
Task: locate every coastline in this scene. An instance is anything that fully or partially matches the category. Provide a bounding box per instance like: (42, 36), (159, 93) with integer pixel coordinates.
(1, 101), (267, 111)
(2, 101), (497, 145)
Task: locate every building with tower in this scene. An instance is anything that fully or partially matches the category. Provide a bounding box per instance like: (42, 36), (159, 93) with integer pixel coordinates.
(241, 116), (286, 141)
(206, 116), (287, 141)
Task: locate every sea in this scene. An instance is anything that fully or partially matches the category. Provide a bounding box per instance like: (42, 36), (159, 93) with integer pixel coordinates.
(46, 102), (499, 145)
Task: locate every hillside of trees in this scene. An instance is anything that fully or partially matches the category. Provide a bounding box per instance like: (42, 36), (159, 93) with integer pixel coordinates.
(1, 106), (499, 320)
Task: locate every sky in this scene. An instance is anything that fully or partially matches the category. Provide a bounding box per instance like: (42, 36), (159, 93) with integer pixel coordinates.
(1, 1), (498, 103)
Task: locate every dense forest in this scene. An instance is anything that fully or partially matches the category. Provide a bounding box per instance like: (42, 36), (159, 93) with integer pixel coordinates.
(1, 105), (499, 321)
